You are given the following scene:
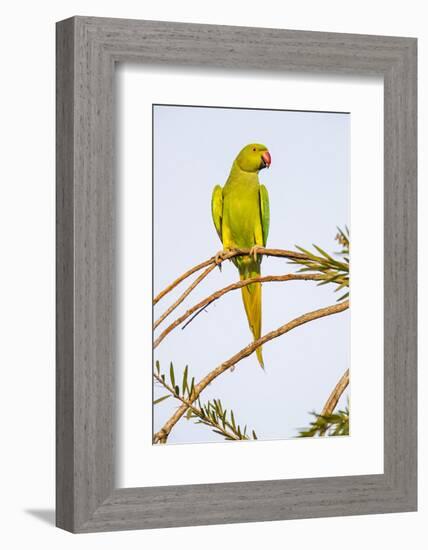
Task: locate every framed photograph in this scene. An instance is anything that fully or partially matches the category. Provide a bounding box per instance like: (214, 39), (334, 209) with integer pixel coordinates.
(150, 103), (351, 447)
(56, 16), (417, 532)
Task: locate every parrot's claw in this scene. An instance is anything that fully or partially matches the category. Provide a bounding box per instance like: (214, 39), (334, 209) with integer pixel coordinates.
(214, 249), (228, 271)
(249, 245), (263, 262)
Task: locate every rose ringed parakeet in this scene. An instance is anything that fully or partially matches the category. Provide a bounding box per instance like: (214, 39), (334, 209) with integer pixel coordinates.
(211, 143), (271, 368)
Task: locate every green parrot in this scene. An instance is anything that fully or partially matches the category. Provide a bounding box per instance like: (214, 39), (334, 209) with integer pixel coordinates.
(211, 143), (271, 368)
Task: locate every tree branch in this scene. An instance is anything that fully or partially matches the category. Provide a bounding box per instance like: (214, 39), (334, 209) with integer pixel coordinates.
(320, 368), (350, 418)
(153, 263), (217, 329)
(153, 372), (244, 441)
(153, 272), (324, 348)
(153, 257), (214, 305)
(153, 299), (349, 443)
(153, 247), (310, 306)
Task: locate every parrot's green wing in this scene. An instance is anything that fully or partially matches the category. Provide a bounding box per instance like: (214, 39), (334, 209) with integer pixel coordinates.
(259, 184), (270, 246)
(211, 185), (224, 242)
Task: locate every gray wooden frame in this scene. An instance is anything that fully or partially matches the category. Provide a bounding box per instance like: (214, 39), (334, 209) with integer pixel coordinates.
(56, 16), (417, 533)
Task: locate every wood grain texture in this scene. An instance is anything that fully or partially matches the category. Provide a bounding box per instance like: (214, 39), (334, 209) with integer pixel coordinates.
(56, 18), (75, 531)
(56, 16), (417, 533)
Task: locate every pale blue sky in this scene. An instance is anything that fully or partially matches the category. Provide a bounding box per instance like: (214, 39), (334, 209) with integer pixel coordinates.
(153, 104), (350, 444)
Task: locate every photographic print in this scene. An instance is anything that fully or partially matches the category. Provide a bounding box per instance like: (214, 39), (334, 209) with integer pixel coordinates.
(153, 104), (350, 445)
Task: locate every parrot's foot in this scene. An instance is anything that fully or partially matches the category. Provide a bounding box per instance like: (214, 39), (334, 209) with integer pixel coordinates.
(249, 245), (263, 262)
(214, 249), (230, 270)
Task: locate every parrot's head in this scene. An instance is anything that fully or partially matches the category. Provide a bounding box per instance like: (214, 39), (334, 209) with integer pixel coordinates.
(235, 143), (271, 173)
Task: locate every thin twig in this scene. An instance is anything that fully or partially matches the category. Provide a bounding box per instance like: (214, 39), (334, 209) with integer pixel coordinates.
(153, 273), (324, 348)
(181, 273), (326, 332)
(153, 247), (310, 306)
(153, 372), (241, 441)
(181, 304), (211, 330)
(153, 257), (214, 305)
(320, 368), (350, 418)
(154, 264), (217, 329)
(153, 299), (349, 443)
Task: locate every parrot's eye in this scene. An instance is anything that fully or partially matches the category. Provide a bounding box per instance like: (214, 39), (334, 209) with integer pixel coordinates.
(253, 147), (256, 152)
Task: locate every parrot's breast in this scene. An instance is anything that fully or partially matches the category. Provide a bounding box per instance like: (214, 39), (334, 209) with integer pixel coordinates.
(222, 179), (261, 249)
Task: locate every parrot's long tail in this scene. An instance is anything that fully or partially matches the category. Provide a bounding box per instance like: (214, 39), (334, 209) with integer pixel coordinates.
(238, 258), (264, 369)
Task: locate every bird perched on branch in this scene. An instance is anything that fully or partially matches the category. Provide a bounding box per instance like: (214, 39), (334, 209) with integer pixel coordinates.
(211, 143), (271, 368)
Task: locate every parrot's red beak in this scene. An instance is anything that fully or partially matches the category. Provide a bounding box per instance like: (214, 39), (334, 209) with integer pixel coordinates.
(261, 150), (271, 169)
